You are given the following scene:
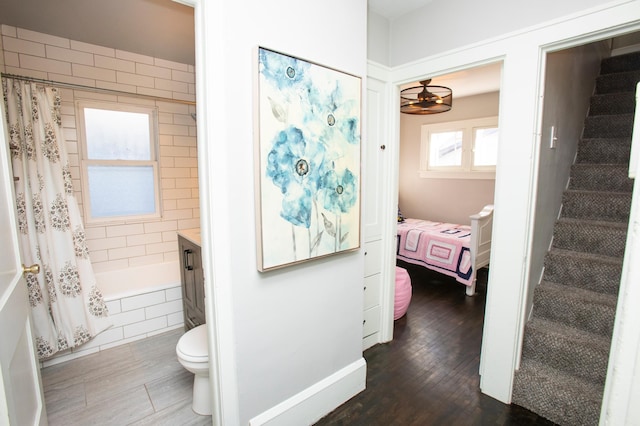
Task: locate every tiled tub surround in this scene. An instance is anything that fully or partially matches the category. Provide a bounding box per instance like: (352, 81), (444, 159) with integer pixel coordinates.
(42, 262), (185, 367)
(0, 24), (201, 366)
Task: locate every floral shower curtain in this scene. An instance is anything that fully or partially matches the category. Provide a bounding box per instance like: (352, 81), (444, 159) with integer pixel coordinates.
(3, 77), (110, 360)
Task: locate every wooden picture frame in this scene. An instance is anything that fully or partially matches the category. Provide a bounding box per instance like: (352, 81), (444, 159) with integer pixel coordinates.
(254, 47), (362, 271)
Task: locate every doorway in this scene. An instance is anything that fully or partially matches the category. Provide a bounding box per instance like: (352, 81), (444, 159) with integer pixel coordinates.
(395, 60), (502, 385)
(0, 0), (214, 423)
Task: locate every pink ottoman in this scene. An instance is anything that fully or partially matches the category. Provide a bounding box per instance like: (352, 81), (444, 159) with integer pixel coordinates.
(394, 267), (412, 320)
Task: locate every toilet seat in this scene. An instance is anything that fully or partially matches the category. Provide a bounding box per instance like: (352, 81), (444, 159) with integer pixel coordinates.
(177, 324), (208, 363)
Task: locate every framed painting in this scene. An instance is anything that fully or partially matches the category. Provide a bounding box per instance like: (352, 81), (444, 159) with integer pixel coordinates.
(254, 47), (362, 271)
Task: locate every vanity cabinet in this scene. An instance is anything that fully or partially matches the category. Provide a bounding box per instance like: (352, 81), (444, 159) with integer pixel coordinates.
(178, 234), (206, 330)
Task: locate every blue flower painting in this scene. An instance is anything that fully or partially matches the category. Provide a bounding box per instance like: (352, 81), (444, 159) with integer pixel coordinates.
(256, 47), (361, 271)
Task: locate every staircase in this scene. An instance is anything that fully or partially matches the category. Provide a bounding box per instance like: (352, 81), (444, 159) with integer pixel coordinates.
(511, 51), (639, 425)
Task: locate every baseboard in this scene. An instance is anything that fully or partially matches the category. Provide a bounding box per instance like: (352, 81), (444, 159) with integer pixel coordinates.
(362, 332), (379, 351)
(249, 357), (366, 426)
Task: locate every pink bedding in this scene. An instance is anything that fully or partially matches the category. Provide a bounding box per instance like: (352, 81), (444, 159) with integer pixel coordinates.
(396, 218), (473, 286)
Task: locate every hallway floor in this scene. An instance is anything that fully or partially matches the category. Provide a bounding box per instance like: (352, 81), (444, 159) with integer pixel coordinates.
(316, 264), (557, 425)
(41, 327), (210, 426)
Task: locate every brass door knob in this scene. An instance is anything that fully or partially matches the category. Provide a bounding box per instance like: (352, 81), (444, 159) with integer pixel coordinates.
(22, 264), (40, 275)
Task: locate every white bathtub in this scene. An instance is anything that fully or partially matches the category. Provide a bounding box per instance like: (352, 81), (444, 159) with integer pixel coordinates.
(42, 261), (185, 367)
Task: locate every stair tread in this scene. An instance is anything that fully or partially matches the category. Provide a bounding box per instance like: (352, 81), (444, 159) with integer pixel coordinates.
(591, 90), (636, 97)
(513, 359), (604, 426)
(576, 137), (632, 165)
(527, 317), (611, 348)
(596, 69), (640, 80)
(515, 359), (604, 402)
(595, 70), (640, 95)
(590, 95), (636, 106)
(562, 190), (631, 222)
(538, 280), (618, 308)
(564, 188), (632, 196)
(571, 162), (631, 168)
(523, 317), (612, 385)
(583, 113), (634, 138)
(600, 51), (640, 72)
(548, 247), (623, 265)
(586, 112), (634, 118)
(556, 216), (628, 229)
(579, 137), (631, 143)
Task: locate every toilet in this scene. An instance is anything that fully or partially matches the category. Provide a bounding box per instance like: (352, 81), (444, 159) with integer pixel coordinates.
(176, 324), (211, 415)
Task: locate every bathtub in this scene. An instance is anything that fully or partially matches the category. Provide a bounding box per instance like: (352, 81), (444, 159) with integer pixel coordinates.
(42, 261), (185, 367)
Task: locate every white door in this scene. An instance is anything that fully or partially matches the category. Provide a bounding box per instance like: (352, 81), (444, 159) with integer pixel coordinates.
(362, 75), (394, 350)
(0, 101), (47, 425)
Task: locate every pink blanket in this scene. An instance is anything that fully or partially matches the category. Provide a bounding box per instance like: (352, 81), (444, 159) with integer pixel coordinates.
(396, 218), (473, 286)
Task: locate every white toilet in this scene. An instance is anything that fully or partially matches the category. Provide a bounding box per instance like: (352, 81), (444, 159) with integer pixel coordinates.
(176, 324), (211, 415)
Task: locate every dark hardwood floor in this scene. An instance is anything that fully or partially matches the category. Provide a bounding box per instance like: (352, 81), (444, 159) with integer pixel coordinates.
(315, 263), (557, 426)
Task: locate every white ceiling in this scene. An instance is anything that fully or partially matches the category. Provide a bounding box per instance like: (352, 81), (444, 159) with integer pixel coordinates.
(368, 0), (502, 97)
(0, 0), (195, 65)
(405, 62), (503, 99)
(0, 0), (501, 97)
(368, 0), (434, 21)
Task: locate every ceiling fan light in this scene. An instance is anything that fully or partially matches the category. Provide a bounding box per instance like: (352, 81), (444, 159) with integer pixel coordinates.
(400, 79), (452, 115)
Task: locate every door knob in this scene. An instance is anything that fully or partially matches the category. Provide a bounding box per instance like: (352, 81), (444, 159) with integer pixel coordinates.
(22, 264), (40, 275)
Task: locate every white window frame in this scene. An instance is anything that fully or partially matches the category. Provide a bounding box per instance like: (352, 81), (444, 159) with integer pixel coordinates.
(419, 116), (498, 179)
(77, 100), (161, 224)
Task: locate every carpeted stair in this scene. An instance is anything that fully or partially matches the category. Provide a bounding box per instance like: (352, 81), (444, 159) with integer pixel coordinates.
(511, 51), (638, 425)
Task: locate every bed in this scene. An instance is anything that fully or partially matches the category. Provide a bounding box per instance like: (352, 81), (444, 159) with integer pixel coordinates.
(396, 204), (494, 296)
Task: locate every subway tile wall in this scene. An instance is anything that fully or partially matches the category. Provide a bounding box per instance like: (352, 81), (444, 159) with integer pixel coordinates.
(1, 24), (200, 274)
(0, 29), (4, 71)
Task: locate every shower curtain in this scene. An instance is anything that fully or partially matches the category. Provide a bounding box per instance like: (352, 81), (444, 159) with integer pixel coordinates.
(3, 77), (110, 360)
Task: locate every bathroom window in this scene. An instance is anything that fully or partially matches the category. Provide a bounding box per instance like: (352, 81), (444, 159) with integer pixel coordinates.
(77, 100), (161, 223)
(419, 116), (498, 179)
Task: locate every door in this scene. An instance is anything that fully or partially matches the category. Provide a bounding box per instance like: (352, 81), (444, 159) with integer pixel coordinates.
(362, 75), (393, 350)
(0, 100), (47, 425)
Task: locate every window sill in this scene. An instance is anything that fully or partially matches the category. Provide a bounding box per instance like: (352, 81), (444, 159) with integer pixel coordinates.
(418, 170), (496, 180)
(84, 214), (163, 227)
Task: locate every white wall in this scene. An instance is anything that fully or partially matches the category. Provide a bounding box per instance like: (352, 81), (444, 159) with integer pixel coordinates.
(387, 0), (618, 67)
(399, 91), (499, 224)
(197, 0), (367, 424)
(367, 9), (389, 66)
(526, 41), (610, 315)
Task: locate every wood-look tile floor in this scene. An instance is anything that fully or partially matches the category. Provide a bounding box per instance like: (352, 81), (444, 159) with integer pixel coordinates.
(41, 327), (211, 426)
(316, 264), (557, 426)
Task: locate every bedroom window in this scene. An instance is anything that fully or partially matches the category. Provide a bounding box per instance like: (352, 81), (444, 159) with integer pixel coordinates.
(419, 116), (498, 179)
(77, 100), (161, 223)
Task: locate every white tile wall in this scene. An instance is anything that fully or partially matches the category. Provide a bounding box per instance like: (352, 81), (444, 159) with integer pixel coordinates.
(0, 29), (4, 72)
(41, 285), (185, 367)
(0, 24), (199, 274)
